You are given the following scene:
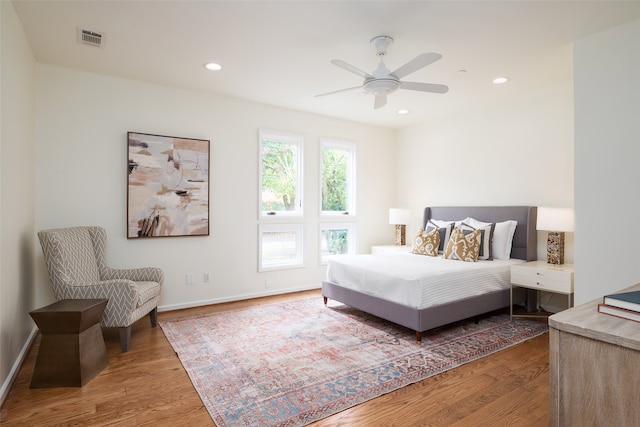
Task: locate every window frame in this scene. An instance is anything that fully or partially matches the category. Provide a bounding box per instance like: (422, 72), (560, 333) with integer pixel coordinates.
(259, 129), (304, 219)
(319, 138), (356, 217)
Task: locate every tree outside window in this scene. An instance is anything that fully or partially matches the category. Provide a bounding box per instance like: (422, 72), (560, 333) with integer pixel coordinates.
(260, 131), (303, 216)
(321, 140), (355, 216)
(319, 223), (355, 264)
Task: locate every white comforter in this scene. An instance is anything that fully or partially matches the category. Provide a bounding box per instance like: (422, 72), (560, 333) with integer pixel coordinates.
(326, 252), (524, 309)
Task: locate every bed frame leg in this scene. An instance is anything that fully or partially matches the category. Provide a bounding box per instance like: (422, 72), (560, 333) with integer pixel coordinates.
(415, 331), (422, 342)
(323, 296), (328, 306)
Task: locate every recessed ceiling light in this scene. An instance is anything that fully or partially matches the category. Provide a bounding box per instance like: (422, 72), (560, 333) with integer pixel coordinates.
(204, 62), (223, 71)
(397, 109), (409, 115)
(492, 76), (509, 85)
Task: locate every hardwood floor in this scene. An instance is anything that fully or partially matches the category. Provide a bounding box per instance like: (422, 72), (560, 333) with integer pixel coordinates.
(1, 290), (549, 426)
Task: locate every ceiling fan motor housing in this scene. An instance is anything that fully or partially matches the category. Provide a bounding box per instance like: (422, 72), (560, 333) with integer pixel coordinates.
(364, 78), (401, 96)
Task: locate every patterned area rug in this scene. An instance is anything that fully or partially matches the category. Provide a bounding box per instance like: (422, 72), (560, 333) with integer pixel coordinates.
(160, 297), (547, 426)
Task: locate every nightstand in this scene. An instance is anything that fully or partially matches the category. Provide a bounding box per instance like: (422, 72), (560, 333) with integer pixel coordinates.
(510, 260), (574, 319)
(371, 244), (411, 254)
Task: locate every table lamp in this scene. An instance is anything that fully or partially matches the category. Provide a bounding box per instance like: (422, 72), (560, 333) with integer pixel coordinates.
(536, 207), (574, 265)
(389, 208), (411, 245)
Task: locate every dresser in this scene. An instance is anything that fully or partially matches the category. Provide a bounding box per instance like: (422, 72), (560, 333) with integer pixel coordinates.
(548, 282), (640, 426)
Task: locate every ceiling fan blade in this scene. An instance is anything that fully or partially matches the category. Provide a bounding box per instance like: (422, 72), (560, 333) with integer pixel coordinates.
(400, 81), (449, 94)
(391, 52), (442, 79)
(315, 86), (363, 97)
(374, 94), (387, 109)
(331, 59), (374, 79)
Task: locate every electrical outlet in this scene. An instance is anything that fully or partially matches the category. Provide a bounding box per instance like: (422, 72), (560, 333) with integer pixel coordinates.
(186, 273), (194, 285)
(265, 279), (272, 289)
(203, 272), (210, 283)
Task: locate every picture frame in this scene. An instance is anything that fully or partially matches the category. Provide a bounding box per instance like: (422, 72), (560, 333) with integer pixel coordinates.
(127, 132), (210, 238)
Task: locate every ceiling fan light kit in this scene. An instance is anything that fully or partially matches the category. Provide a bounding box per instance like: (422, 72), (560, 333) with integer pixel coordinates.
(316, 35), (449, 109)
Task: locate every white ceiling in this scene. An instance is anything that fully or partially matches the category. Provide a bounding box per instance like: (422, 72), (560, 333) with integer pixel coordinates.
(12, 0), (640, 129)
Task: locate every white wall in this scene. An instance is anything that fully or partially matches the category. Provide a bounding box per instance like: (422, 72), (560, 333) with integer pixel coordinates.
(574, 19), (640, 304)
(0, 1), (37, 404)
(34, 64), (396, 310)
(395, 80), (575, 263)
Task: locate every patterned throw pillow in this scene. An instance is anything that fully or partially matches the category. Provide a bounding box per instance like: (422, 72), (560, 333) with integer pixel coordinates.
(461, 222), (494, 260)
(410, 227), (440, 256)
(443, 226), (481, 262)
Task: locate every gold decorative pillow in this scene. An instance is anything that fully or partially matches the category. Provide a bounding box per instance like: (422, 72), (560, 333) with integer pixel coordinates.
(443, 226), (481, 262)
(461, 222), (494, 260)
(411, 227), (440, 256)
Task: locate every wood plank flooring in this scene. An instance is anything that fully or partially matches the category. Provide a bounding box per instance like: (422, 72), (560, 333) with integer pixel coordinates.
(1, 289), (549, 426)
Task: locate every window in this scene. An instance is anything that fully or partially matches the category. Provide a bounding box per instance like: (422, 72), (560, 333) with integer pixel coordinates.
(319, 139), (357, 266)
(320, 139), (356, 216)
(260, 130), (303, 217)
(259, 224), (305, 271)
(319, 222), (356, 264)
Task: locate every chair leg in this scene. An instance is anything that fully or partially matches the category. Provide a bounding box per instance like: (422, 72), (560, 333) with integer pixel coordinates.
(119, 326), (132, 352)
(149, 307), (158, 327)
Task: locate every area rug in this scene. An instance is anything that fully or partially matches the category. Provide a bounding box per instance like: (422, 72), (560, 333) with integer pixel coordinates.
(160, 297), (547, 426)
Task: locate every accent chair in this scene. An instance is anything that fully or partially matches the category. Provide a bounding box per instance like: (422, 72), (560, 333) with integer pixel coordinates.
(38, 226), (163, 352)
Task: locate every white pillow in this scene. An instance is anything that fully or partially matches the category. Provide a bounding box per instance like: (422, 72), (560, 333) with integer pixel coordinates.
(494, 220), (518, 259)
(468, 218), (517, 260)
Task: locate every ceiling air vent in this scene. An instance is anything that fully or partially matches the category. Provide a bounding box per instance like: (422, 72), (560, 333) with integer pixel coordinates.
(77, 28), (105, 48)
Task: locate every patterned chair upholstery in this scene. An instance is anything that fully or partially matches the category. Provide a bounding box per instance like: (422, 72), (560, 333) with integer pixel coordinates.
(38, 226), (163, 352)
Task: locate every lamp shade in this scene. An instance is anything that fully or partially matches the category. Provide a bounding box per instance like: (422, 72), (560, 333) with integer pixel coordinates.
(536, 207), (574, 232)
(389, 208), (411, 225)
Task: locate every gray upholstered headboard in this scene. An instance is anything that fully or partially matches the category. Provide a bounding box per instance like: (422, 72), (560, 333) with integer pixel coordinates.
(423, 206), (537, 261)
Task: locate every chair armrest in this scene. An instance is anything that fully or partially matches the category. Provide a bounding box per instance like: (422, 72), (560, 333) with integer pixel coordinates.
(60, 280), (138, 309)
(101, 267), (164, 285)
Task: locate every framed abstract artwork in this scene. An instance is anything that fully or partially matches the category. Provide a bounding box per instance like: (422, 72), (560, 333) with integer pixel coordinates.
(127, 132), (210, 238)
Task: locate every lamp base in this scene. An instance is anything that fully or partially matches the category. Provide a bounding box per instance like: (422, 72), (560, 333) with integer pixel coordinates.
(394, 224), (406, 246)
(546, 231), (565, 265)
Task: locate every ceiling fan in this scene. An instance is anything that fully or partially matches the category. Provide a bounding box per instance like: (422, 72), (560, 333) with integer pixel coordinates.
(316, 35), (449, 109)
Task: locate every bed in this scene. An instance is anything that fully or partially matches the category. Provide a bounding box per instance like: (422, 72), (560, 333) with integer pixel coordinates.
(322, 206), (538, 341)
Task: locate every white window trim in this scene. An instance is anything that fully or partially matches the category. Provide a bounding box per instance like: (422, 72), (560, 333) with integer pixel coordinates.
(319, 138), (356, 217)
(258, 223), (305, 272)
(319, 222), (356, 265)
(259, 129), (304, 219)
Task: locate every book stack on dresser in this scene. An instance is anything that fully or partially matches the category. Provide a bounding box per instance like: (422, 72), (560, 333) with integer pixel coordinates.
(597, 290), (640, 322)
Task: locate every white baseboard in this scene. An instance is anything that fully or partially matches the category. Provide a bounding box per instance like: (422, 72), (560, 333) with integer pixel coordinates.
(158, 283), (322, 312)
(1, 328), (38, 408)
